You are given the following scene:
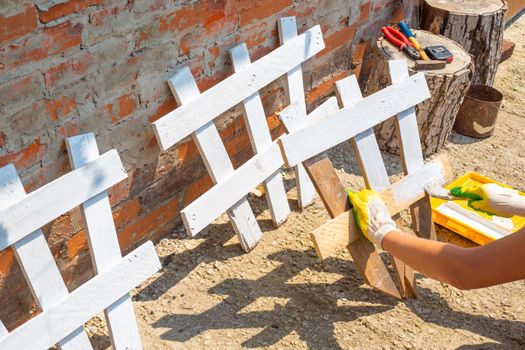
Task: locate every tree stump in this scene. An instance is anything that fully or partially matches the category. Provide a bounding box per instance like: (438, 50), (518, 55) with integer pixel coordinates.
(421, 0), (507, 86)
(366, 30), (473, 156)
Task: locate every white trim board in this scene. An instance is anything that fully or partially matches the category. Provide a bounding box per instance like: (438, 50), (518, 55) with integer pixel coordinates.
(153, 25), (325, 151)
(181, 143), (284, 236)
(0, 150), (127, 251)
(0, 242), (160, 350)
(279, 72), (430, 167)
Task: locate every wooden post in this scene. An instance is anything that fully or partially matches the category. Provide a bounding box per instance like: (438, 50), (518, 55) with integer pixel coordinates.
(421, 0), (507, 86)
(366, 30), (473, 156)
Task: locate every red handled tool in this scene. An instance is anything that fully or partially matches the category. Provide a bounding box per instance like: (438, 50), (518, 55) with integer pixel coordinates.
(381, 26), (420, 60)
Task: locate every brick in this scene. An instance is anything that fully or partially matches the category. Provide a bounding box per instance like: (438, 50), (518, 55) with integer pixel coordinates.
(38, 0), (104, 24)
(105, 93), (138, 124)
(185, 174), (213, 204)
(44, 51), (95, 90)
(240, 0), (293, 26)
(113, 198), (142, 229)
(118, 196), (179, 250)
(45, 95), (77, 121)
(0, 4), (38, 44)
(306, 71), (349, 104)
(0, 21), (82, 70)
(0, 132), (5, 148)
(160, 0), (226, 33)
(89, 1), (134, 42)
(0, 138), (45, 170)
(149, 98), (178, 123)
(0, 72), (44, 116)
(67, 230), (88, 259)
(0, 248), (14, 276)
(359, 1), (371, 23)
(317, 24), (356, 57)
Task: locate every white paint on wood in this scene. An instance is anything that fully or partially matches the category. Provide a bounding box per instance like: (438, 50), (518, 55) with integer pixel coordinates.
(66, 134), (143, 350)
(0, 164), (92, 349)
(167, 67), (261, 252)
(153, 25), (325, 151)
(279, 97), (340, 133)
(0, 322), (7, 337)
(229, 43), (290, 226)
(182, 143), (284, 236)
(0, 150), (127, 251)
(0, 242), (161, 350)
(278, 16), (318, 209)
(336, 75), (391, 191)
(388, 60), (425, 174)
(279, 72), (430, 167)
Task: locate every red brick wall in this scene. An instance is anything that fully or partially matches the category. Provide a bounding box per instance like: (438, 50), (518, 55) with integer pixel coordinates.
(0, 0), (404, 328)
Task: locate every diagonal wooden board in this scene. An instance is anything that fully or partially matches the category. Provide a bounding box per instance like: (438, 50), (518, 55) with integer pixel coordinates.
(310, 154), (452, 261)
(335, 75), (416, 298)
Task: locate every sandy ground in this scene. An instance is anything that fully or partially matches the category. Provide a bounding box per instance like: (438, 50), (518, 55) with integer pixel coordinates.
(87, 16), (525, 350)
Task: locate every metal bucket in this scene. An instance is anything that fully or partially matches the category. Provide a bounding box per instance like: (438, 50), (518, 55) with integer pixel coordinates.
(453, 84), (503, 138)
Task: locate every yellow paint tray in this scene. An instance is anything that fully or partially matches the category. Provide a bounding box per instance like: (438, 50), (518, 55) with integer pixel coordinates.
(430, 172), (525, 245)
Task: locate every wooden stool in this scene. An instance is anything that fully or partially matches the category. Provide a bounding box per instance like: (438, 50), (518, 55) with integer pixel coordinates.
(366, 30), (473, 156)
(421, 0), (507, 86)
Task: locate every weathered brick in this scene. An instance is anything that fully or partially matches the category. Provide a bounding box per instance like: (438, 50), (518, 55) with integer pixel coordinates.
(0, 138), (45, 170)
(318, 24), (356, 57)
(0, 72), (44, 118)
(240, 0), (293, 26)
(306, 71), (349, 104)
(0, 248), (14, 276)
(45, 95), (78, 121)
(0, 21), (82, 71)
(0, 4), (38, 44)
(105, 93), (138, 124)
(114, 198), (142, 229)
(359, 1), (371, 23)
(37, 0), (104, 24)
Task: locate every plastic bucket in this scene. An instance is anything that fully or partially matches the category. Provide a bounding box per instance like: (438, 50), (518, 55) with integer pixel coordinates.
(453, 84), (503, 138)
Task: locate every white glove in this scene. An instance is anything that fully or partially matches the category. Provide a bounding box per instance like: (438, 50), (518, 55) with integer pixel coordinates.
(480, 184), (525, 217)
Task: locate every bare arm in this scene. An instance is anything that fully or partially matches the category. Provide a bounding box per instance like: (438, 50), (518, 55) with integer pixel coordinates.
(382, 227), (525, 290)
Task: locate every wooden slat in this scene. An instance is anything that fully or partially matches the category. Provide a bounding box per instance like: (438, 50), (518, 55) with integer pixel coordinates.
(278, 16), (318, 209)
(0, 164), (92, 349)
(336, 75), (415, 298)
(0, 150), (127, 251)
(229, 44), (290, 226)
(389, 60), (436, 240)
(0, 242), (161, 350)
(279, 97), (339, 133)
(311, 154), (452, 260)
(303, 156), (401, 299)
(66, 134), (143, 349)
(181, 143), (284, 236)
(153, 25), (325, 151)
(168, 67), (261, 252)
(279, 72), (430, 167)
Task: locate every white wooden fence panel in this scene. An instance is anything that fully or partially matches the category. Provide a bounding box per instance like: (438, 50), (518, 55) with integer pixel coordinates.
(335, 76), (390, 190)
(278, 16), (317, 208)
(229, 43), (290, 226)
(279, 72), (430, 167)
(0, 164), (92, 349)
(0, 150), (127, 250)
(66, 134), (143, 349)
(153, 25), (325, 151)
(0, 242), (160, 350)
(168, 67), (261, 252)
(181, 143), (284, 236)
(279, 96), (339, 133)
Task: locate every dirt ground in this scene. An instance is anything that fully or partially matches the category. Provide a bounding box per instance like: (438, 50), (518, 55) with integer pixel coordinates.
(88, 16), (525, 349)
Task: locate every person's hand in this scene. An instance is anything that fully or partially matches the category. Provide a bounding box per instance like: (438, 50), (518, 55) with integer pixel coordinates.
(348, 189), (398, 247)
(451, 183), (525, 217)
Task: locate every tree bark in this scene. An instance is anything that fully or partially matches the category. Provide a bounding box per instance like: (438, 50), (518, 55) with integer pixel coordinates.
(420, 0), (507, 86)
(366, 30), (474, 156)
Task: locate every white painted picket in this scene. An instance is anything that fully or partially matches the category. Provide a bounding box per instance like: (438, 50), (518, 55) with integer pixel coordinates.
(278, 16), (317, 209)
(0, 135), (161, 349)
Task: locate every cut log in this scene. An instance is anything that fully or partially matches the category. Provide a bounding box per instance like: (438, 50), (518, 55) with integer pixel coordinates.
(366, 30), (473, 156)
(421, 0), (507, 86)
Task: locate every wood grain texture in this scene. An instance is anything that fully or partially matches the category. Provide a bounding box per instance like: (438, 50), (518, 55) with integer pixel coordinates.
(0, 242), (161, 350)
(311, 154), (452, 260)
(66, 134), (143, 350)
(167, 67), (261, 252)
(0, 164), (92, 349)
(229, 43), (290, 226)
(0, 150), (127, 251)
(279, 72), (430, 167)
(181, 143), (284, 236)
(278, 16), (318, 209)
(336, 74), (415, 298)
(421, 0), (507, 85)
(153, 24), (325, 151)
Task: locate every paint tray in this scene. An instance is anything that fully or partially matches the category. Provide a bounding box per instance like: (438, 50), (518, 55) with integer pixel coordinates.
(430, 172), (525, 245)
